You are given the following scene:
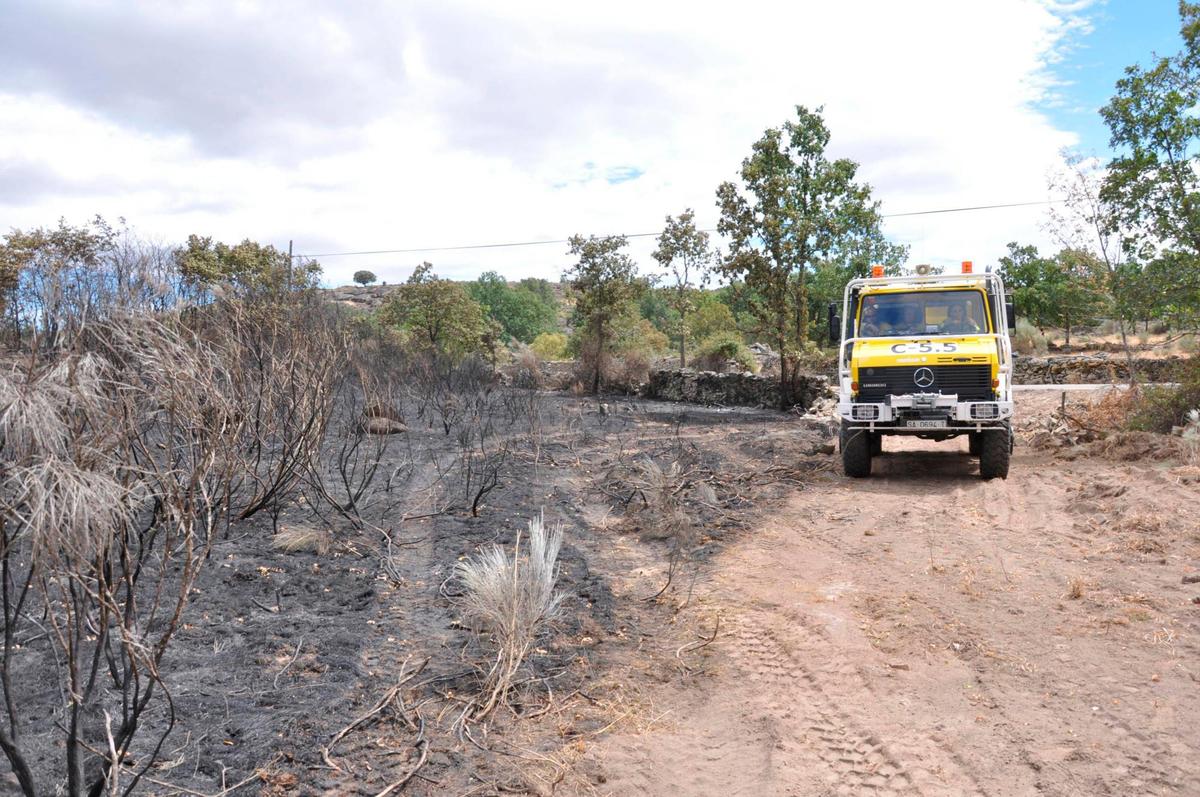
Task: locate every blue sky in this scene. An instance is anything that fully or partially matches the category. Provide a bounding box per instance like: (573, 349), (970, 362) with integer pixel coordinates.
(1045, 0), (1184, 156)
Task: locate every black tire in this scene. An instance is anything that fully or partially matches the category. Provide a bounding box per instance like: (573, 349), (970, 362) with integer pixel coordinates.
(968, 432), (981, 456)
(841, 424), (873, 478)
(979, 425), (1011, 480)
(870, 433), (882, 456)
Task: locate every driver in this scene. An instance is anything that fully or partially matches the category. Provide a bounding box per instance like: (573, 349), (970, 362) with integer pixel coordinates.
(939, 303), (981, 334)
(860, 303), (887, 335)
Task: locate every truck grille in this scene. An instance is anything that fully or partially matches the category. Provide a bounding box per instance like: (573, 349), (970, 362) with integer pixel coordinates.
(857, 365), (992, 403)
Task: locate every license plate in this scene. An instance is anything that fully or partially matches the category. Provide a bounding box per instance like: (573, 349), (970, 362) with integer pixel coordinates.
(905, 420), (946, 428)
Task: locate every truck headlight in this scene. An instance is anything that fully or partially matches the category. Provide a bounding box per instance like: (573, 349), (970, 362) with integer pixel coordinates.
(971, 403), (999, 420)
(852, 405), (879, 421)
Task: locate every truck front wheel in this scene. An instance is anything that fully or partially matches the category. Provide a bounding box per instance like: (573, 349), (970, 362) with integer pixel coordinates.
(841, 422), (872, 478)
(979, 425), (1011, 480)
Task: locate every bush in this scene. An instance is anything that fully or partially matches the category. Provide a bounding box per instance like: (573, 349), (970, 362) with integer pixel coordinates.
(1128, 357), (1200, 433)
(1013, 319), (1048, 355)
(614, 350), (651, 387)
(511, 345), (543, 388)
(614, 316), (669, 359)
(687, 300), (738, 342)
(694, 332), (758, 373)
(530, 331), (569, 360)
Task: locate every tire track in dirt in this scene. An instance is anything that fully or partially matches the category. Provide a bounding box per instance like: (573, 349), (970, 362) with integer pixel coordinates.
(729, 610), (983, 797)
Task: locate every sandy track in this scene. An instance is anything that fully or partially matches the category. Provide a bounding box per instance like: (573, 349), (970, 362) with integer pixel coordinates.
(590, 403), (1200, 796)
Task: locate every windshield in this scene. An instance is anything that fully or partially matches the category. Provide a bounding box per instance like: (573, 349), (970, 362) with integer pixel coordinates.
(857, 290), (988, 338)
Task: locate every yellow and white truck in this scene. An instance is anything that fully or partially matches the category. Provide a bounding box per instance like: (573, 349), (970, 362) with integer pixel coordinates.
(830, 262), (1016, 479)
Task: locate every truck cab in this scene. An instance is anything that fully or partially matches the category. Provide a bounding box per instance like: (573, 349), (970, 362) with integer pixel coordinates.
(830, 262), (1016, 479)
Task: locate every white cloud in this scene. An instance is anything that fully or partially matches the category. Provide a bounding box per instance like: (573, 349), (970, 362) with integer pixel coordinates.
(0, 0), (1094, 284)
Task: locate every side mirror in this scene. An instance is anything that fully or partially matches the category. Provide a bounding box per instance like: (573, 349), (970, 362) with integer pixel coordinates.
(828, 303), (841, 345)
(1005, 301), (1016, 331)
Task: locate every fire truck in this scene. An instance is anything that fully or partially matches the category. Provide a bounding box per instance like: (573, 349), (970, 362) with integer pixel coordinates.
(831, 261), (1016, 479)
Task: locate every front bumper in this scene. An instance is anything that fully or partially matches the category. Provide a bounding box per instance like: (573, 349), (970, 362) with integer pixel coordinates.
(837, 392), (1013, 430)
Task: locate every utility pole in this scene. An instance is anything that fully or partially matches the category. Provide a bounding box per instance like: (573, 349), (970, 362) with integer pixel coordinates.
(287, 239), (294, 291)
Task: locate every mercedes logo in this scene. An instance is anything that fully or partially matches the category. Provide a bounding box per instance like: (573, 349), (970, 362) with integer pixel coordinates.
(913, 367), (935, 388)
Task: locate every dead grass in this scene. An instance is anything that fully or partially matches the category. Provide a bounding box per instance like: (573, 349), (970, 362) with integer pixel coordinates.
(272, 525), (332, 556)
(1066, 576), (1085, 600)
(455, 513), (565, 720)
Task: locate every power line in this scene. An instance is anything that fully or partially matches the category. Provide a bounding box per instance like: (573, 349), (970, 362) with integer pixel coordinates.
(296, 199), (1062, 259)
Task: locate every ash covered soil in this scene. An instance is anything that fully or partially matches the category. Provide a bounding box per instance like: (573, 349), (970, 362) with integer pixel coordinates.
(7, 390), (820, 796)
(9, 387), (1199, 796)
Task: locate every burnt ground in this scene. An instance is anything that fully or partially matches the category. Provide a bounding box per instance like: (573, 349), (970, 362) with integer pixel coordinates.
(4, 389), (828, 796)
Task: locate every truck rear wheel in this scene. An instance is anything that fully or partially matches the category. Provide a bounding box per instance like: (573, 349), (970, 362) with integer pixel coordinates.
(979, 425), (1011, 480)
(841, 422), (872, 478)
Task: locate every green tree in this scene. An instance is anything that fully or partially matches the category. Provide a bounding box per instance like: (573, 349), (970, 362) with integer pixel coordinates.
(998, 242), (1106, 346)
(653, 209), (716, 367)
(637, 285), (678, 336)
(353, 270), (377, 285)
(715, 105), (895, 400)
(0, 217), (117, 347)
(687, 298), (737, 343)
(565, 235), (643, 393)
(1048, 249), (1107, 346)
(378, 262), (485, 358)
(175, 235), (321, 297)
(1099, 2), (1200, 328)
(998, 242), (1059, 331)
(467, 271), (557, 343)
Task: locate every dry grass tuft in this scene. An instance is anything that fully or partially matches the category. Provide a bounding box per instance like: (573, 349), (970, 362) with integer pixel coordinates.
(272, 525), (332, 556)
(455, 513), (565, 719)
(1066, 576), (1085, 600)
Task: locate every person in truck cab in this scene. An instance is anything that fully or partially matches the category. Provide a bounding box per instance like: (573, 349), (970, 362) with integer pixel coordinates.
(938, 302), (981, 335)
(860, 303), (886, 336)
(895, 304), (925, 335)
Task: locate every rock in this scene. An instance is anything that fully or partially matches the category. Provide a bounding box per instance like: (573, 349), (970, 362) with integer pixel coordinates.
(362, 416), (407, 435)
(364, 401), (403, 421)
(1182, 574), (1200, 584)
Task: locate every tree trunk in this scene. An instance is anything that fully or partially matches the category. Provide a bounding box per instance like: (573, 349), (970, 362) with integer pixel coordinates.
(1118, 320), (1137, 387)
(679, 317), (687, 369)
(592, 324), (604, 395)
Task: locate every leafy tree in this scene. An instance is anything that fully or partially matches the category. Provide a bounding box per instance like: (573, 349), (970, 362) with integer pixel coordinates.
(0, 217), (117, 348)
(1048, 249), (1107, 346)
(1100, 2), (1200, 259)
(998, 242), (1059, 331)
(998, 242), (1106, 346)
(517, 277), (557, 306)
(565, 235), (643, 393)
(715, 105), (896, 400)
(353, 270), (377, 285)
(467, 271), (558, 343)
(175, 235), (321, 298)
(653, 209), (716, 367)
(687, 297), (738, 343)
(378, 262), (485, 358)
(1099, 2), (1200, 331)
(530, 331), (569, 360)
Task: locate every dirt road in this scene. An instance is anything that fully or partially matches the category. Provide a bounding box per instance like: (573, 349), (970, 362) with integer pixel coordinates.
(589, 393), (1200, 796)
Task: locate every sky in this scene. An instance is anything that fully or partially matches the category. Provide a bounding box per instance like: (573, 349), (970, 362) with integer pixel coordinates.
(0, 0), (1188, 286)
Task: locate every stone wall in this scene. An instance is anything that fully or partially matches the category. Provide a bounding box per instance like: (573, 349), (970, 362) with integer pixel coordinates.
(1013, 355), (1186, 384)
(641, 369), (830, 411)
